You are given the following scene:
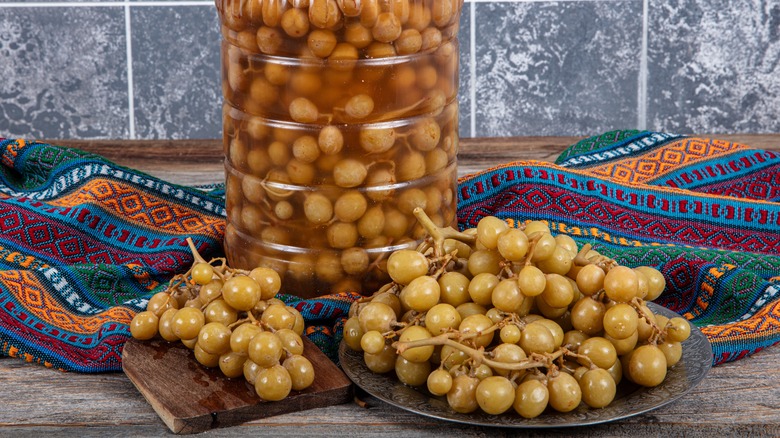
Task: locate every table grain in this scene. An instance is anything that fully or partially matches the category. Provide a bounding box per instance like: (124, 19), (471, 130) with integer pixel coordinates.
(2, 135), (779, 437)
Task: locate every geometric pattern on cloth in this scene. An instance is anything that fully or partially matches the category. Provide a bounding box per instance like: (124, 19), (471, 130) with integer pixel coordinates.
(460, 130), (780, 365)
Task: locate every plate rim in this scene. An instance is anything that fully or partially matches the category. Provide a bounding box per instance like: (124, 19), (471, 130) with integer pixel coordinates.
(339, 302), (713, 428)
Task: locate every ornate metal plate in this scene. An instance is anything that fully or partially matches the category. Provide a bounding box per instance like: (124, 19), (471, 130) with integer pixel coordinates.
(339, 302), (713, 428)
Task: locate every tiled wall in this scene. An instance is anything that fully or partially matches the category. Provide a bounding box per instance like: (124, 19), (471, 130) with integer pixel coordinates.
(1, 0), (779, 140)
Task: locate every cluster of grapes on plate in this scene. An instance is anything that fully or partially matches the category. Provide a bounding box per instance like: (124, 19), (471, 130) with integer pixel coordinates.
(129, 238), (315, 401)
(343, 208), (691, 417)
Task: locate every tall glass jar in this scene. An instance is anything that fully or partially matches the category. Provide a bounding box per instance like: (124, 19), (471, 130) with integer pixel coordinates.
(217, 0), (462, 299)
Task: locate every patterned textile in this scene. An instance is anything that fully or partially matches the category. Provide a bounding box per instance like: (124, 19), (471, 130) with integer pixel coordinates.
(1, 131), (778, 372)
(459, 130), (780, 365)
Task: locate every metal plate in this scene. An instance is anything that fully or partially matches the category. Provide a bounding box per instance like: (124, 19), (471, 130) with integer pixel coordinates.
(339, 302), (712, 428)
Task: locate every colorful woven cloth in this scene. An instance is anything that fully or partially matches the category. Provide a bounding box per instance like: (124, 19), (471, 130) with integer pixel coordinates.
(458, 130), (780, 365)
(0, 131), (779, 372)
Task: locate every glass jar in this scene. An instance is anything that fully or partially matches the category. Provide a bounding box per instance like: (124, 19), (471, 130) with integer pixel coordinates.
(217, 0), (463, 298)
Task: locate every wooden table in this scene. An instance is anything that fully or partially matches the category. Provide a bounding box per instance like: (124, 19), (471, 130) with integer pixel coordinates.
(2, 135), (779, 436)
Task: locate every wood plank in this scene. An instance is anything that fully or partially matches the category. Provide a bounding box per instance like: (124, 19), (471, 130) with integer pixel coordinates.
(121, 337), (352, 434)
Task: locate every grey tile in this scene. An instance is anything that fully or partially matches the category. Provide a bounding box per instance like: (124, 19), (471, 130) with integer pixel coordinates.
(457, 1), (471, 139)
(0, 7), (128, 139)
(474, 1), (643, 137)
(647, 0), (780, 134)
(131, 6), (222, 139)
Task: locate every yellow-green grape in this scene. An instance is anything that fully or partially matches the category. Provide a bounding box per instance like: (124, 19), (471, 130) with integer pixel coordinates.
(371, 292), (402, 319)
(517, 265), (546, 297)
(230, 322), (262, 354)
(635, 266), (666, 301)
(579, 368), (616, 408)
(519, 323), (555, 354)
(197, 322), (232, 355)
(547, 372), (582, 413)
(532, 319), (564, 349)
(491, 343), (527, 377)
(283, 354), (315, 391)
(634, 268), (650, 299)
(628, 345), (667, 387)
(357, 301), (398, 333)
(455, 302), (487, 321)
(440, 344), (469, 369)
(577, 336), (617, 369)
(130, 311), (159, 340)
(423, 303), (461, 335)
(398, 325), (434, 362)
(289, 97), (318, 123)
(248, 331), (283, 367)
(171, 307), (205, 341)
(447, 374), (480, 413)
(275, 328), (304, 355)
(191, 262), (214, 286)
(360, 330), (386, 354)
(260, 304), (296, 331)
(570, 296), (605, 335)
(146, 291), (178, 317)
(399, 276), (441, 312)
(467, 249), (503, 276)
(255, 364), (292, 401)
(530, 233), (557, 262)
(496, 228), (529, 262)
(243, 359), (261, 385)
(395, 356), (431, 387)
(492, 279), (525, 313)
(666, 317), (691, 342)
(427, 368), (453, 396)
(343, 316), (364, 351)
(458, 314), (494, 348)
(303, 193), (334, 225)
(318, 125), (344, 155)
(199, 279), (224, 305)
(636, 304), (656, 342)
(603, 266), (639, 302)
(476, 376), (515, 415)
(537, 245), (574, 276)
(158, 307), (179, 342)
(555, 234), (578, 257)
(658, 341), (683, 367)
(181, 337), (197, 349)
(499, 324), (522, 344)
(344, 94), (374, 119)
(443, 238), (472, 259)
(541, 274), (575, 308)
(286, 306), (305, 336)
(204, 299), (238, 326)
(387, 249), (430, 285)
(468, 272), (499, 306)
(514, 379), (549, 419)
(364, 343), (397, 374)
(359, 127), (395, 154)
(605, 330), (639, 356)
(603, 303), (639, 340)
(576, 264), (605, 296)
(219, 351), (247, 378)
(562, 329), (589, 350)
(524, 220), (550, 235)
(476, 216), (509, 250)
(194, 344), (220, 368)
(221, 275), (261, 311)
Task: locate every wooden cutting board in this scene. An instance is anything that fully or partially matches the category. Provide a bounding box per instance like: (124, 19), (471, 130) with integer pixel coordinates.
(122, 337), (353, 434)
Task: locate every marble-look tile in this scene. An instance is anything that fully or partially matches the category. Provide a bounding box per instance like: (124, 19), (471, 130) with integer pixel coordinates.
(131, 6), (222, 139)
(457, 1), (471, 139)
(474, 1), (643, 137)
(0, 7), (128, 139)
(647, 0), (780, 134)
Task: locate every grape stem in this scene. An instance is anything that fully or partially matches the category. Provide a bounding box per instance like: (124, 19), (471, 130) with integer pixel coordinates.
(412, 207), (475, 258)
(631, 297), (665, 345)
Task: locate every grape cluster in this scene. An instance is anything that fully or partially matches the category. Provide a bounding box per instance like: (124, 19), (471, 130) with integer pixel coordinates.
(344, 208), (691, 417)
(130, 238), (315, 401)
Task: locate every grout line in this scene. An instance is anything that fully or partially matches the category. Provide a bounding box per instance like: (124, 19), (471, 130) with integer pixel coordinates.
(469, 0), (476, 138)
(637, 0), (648, 130)
(125, 2), (136, 139)
(0, 1), (213, 7)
